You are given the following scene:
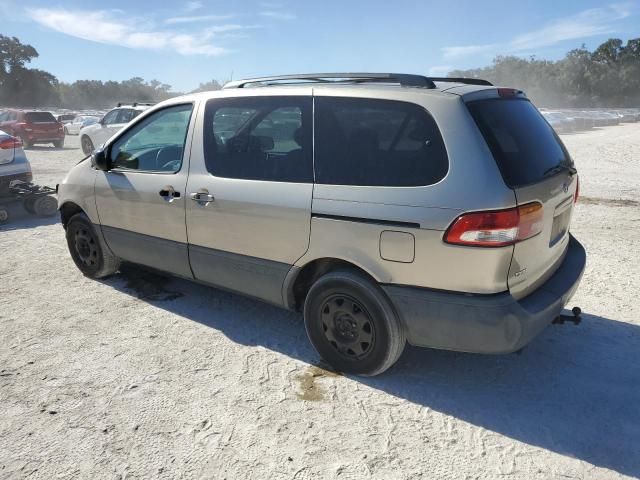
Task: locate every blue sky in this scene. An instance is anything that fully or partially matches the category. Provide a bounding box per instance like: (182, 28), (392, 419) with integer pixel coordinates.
(1, 0), (638, 92)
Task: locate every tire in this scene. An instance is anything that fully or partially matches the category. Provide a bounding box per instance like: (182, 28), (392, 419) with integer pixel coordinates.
(304, 270), (406, 376)
(66, 213), (120, 279)
(33, 195), (58, 217)
(81, 136), (94, 155)
(54, 139), (64, 149)
(0, 208), (9, 225)
(23, 197), (36, 214)
(18, 135), (32, 149)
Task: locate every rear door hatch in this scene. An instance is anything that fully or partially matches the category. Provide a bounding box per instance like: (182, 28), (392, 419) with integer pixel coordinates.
(467, 94), (578, 300)
(25, 112), (60, 138)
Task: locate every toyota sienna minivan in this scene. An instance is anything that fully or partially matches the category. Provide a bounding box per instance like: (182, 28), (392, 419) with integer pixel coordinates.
(57, 73), (586, 375)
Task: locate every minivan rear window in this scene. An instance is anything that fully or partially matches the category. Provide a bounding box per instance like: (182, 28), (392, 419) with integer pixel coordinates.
(467, 99), (573, 187)
(25, 112), (56, 123)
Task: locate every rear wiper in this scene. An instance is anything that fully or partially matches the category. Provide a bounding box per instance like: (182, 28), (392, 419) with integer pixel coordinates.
(543, 163), (577, 178)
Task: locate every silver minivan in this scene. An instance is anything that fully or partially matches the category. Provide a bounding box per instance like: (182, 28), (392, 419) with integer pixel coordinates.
(57, 73), (586, 375)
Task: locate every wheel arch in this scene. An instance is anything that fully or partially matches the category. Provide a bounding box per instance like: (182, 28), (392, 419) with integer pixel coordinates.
(284, 257), (382, 311)
(59, 201), (85, 229)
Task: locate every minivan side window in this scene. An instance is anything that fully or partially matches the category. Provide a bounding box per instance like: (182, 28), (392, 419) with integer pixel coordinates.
(109, 104), (193, 172)
(203, 96), (313, 183)
(315, 97), (448, 187)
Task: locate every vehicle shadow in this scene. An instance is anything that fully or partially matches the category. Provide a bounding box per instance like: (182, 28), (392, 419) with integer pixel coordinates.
(0, 204), (59, 231)
(103, 266), (640, 477)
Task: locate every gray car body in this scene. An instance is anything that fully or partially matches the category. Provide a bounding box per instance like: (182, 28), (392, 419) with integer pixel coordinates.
(0, 129), (32, 191)
(58, 81), (585, 354)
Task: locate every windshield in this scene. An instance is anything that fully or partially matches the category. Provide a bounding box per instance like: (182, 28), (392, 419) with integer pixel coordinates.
(467, 99), (573, 187)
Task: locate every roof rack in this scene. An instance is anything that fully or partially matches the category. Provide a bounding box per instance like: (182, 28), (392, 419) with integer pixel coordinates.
(223, 73), (438, 89)
(116, 102), (156, 107)
(429, 77), (493, 86)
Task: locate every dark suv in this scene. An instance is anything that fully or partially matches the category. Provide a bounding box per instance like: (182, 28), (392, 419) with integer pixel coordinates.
(0, 110), (65, 148)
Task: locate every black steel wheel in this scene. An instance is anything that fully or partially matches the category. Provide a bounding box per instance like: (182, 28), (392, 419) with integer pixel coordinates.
(320, 294), (375, 359)
(66, 213), (120, 278)
(304, 270), (405, 376)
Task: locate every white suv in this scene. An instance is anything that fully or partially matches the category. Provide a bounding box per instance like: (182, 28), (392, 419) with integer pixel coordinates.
(79, 103), (153, 155)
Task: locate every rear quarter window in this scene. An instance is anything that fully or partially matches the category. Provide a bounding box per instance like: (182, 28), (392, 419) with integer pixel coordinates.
(467, 99), (573, 187)
(314, 97), (448, 187)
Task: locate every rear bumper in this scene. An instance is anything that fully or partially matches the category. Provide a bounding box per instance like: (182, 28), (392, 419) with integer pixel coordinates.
(383, 234), (586, 354)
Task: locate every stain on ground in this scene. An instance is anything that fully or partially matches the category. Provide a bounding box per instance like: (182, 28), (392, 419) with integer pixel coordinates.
(120, 265), (183, 302)
(579, 196), (640, 207)
(294, 365), (340, 401)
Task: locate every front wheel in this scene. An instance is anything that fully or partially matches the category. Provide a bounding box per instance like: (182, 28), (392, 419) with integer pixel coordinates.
(66, 213), (120, 278)
(304, 270), (406, 376)
(81, 136), (94, 155)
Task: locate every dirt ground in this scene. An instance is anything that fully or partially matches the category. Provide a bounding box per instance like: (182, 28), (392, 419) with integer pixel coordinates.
(1, 127), (639, 480)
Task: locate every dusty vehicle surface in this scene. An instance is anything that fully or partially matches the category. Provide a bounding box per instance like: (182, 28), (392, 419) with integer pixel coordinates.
(57, 73), (585, 375)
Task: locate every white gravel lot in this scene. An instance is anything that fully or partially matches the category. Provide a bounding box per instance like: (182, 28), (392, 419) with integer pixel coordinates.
(1, 126), (639, 480)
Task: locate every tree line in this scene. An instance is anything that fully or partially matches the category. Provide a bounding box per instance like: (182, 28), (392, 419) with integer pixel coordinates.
(2, 34), (639, 109)
(450, 38), (640, 107)
(0, 35), (224, 110)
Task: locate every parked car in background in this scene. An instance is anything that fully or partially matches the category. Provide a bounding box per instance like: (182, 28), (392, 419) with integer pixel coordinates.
(65, 115), (100, 135)
(58, 73), (585, 375)
(0, 110), (65, 148)
(57, 114), (76, 125)
(80, 103), (153, 154)
(0, 130), (32, 195)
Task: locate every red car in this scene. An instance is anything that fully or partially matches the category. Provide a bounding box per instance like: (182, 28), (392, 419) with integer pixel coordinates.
(0, 110), (65, 149)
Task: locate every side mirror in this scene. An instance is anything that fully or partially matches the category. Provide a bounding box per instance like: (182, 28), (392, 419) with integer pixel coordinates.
(91, 148), (111, 171)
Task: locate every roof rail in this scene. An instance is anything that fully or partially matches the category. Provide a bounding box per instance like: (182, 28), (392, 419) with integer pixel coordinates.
(116, 102), (156, 107)
(223, 73), (437, 89)
(429, 77), (493, 86)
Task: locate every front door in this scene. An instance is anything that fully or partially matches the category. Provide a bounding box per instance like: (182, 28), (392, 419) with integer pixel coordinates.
(185, 94), (314, 305)
(94, 103), (196, 277)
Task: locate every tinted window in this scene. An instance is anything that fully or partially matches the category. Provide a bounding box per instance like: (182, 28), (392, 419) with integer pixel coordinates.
(109, 104), (193, 172)
(25, 112), (56, 123)
(315, 97), (448, 187)
(117, 109), (139, 123)
(467, 99), (573, 187)
(102, 110), (119, 125)
(203, 96), (312, 183)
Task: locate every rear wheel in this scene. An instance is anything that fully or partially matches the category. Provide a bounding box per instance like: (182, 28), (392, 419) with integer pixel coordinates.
(0, 208), (9, 225)
(66, 213), (120, 278)
(304, 270), (406, 376)
(81, 136), (94, 155)
(54, 139), (64, 149)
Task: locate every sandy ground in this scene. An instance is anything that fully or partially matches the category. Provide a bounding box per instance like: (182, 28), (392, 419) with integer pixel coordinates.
(1, 126), (639, 480)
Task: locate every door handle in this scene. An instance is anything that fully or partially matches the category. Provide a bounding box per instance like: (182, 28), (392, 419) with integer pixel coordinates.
(190, 190), (215, 205)
(159, 186), (181, 201)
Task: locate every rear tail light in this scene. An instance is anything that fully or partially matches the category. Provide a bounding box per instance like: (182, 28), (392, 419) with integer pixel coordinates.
(445, 202), (544, 247)
(0, 137), (22, 149)
(574, 175), (579, 203)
